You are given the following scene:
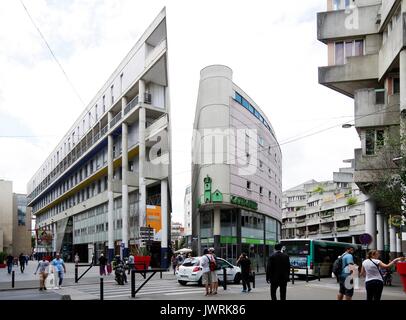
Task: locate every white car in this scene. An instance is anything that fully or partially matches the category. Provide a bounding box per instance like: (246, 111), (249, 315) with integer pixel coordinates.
(176, 256), (241, 286)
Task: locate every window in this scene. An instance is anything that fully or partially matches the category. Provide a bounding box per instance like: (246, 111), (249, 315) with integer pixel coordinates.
(269, 191), (272, 200)
(335, 40), (363, 65)
(375, 89), (385, 105)
(102, 95), (106, 113)
(259, 160), (263, 168)
(95, 105), (98, 120)
(365, 129), (385, 155)
(394, 78), (400, 94)
(242, 98), (250, 110)
(235, 92), (242, 104)
(259, 186), (263, 195)
(247, 181), (251, 189)
(258, 136), (264, 147)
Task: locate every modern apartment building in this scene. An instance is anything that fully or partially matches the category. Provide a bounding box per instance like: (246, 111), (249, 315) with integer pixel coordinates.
(318, 0), (404, 256)
(27, 8), (171, 266)
(184, 185), (192, 238)
(0, 180), (32, 255)
(191, 65), (282, 267)
(171, 222), (185, 243)
(282, 161), (367, 244)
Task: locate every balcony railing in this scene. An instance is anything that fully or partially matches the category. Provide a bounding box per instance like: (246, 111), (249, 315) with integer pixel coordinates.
(101, 125), (108, 137)
(109, 111), (122, 129)
(124, 95), (139, 115)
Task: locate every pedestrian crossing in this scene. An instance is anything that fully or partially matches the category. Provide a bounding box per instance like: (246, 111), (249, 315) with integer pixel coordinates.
(72, 278), (204, 299)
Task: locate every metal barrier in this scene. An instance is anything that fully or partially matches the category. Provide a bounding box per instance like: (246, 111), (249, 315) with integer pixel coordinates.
(100, 277), (104, 301)
(75, 263), (94, 283)
(291, 267), (295, 284)
(12, 271), (15, 288)
(318, 266), (321, 281)
(291, 266), (311, 284)
(252, 272), (256, 288)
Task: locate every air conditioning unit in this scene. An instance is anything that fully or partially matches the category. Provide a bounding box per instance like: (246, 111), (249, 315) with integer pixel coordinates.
(144, 93), (152, 104)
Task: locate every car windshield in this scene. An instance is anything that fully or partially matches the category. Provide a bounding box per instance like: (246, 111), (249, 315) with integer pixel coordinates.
(182, 258), (199, 267)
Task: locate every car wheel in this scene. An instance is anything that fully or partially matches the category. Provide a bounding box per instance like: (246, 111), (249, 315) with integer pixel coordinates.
(178, 280), (187, 286)
(234, 273), (241, 284)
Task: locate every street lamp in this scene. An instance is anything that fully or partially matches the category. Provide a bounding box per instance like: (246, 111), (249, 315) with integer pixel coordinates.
(342, 123), (355, 129)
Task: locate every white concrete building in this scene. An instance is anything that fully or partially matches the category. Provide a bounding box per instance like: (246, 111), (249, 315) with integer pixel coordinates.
(282, 161), (367, 243)
(27, 9), (172, 267)
(184, 185), (192, 237)
(191, 65), (282, 267)
(318, 0), (405, 257)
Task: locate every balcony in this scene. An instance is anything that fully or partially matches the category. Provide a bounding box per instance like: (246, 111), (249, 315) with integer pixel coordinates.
(317, 5), (380, 43)
(145, 39), (167, 68)
(124, 95), (139, 115)
(318, 54), (379, 97)
(336, 226), (350, 232)
(109, 111), (122, 129)
(353, 147), (399, 186)
(355, 89), (400, 128)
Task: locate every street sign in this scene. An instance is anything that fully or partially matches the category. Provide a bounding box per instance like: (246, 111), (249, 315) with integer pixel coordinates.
(359, 233), (373, 245)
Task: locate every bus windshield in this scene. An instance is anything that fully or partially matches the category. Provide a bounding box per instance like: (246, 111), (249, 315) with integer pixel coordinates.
(281, 240), (311, 256)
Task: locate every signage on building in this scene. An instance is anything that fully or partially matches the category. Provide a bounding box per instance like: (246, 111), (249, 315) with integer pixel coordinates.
(230, 195), (258, 210)
(146, 205), (161, 241)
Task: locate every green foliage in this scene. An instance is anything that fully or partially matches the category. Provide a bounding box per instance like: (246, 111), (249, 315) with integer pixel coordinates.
(346, 197), (358, 206)
(313, 185), (325, 194)
(0, 252), (7, 264)
(134, 246), (151, 256)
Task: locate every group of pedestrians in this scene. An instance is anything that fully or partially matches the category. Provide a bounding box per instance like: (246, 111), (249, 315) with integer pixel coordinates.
(335, 246), (405, 301)
(33, 253), (66, 291)
(5, 253), (31, 274)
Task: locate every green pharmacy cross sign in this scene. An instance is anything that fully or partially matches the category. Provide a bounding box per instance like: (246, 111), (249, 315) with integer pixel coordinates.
(230, 195), (258, 210)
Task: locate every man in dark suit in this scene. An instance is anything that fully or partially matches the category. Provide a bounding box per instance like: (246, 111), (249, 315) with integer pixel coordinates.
(266, 243), (290, 300)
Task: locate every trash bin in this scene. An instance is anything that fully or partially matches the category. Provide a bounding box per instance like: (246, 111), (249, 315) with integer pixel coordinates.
(396, 262), (406, 292)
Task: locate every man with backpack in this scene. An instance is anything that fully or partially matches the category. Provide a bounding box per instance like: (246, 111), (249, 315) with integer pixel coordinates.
(334, 246), (355, 300)
(200, 248), (216, 296)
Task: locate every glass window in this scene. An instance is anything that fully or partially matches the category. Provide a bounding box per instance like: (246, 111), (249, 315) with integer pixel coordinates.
(235, 92), (242, 104)
(200, 211), (213, 238)
(354, 40), (363, 56)
(394, 78), (400, 94)
(242, 98), (250, 110)
(333, 0), (340, 10)
(345, 41), (353, 59)
(254, 109), (261, 119)
(335, 42), (344, 65)
(376, 129), (385, 148)
(365, 129), (375, 155)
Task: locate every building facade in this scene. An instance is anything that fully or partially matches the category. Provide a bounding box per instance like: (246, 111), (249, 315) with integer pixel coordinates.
(191, 65), (282, 267)
(318, 0), (404, 256)
(171, 222), (185, 243)
(27, 9), (171, 266)
(0, 180), (32, 255)
(282, 161), (367, 244)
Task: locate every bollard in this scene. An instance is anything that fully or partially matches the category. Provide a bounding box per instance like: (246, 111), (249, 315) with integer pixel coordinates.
(291, 267), (295, 285)
(75, 264), (78, 283)
(100, 277), (104, 301)
(131, 269), (136, 298)
(252, 272), (255, 289)
(306, 267), (309, 283)
(318, 266), (321, 281)
(160, 271), (162, 279)
(223, 268), (227, 290)
(256, 263), (259, 273)
(12, 270), (15, 288)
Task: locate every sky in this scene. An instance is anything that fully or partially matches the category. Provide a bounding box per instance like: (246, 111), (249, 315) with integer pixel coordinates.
(0, 0), (360, 225)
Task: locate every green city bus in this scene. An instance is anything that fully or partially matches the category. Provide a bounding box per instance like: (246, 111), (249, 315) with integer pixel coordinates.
(279, 239), (362, 277)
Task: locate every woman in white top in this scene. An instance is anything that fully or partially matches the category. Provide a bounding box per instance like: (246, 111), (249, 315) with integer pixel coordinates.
(360, 250), (404, 301)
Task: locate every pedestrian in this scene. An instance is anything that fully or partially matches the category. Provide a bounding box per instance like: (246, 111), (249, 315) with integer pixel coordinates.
(19, 253), (26, 273)
(128, 253), (135, 275)
(360, 250), (404, 301)
(171, 255), (177, 275)
(266, 243), (290, 301)
(200, 248), (214, 296)
(98, 253), (107, 276)
(237, 252), (252, 293)
(209, 248), (219, 295)
(34, 256), (50, 291)
(51, 253), (66, 289)
(176, 253), (184, 268)
(335, 246), (356, 301)
(74, 253), (80, 265)
(6, 254), (13, 274)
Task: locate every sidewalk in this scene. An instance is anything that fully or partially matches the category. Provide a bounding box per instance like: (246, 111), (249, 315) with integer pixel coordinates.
(0, 262), (175, 290)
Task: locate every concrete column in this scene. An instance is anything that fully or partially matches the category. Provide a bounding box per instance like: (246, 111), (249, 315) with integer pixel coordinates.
(352, 236), (356, 244)
(52, 223), (57, 255)
(365, 199), (377, 250)
(161, 179), (168, 268)
(377, 213), (384, 252)
(400, 50), (406, 153)
(107, 111), (115, 262)
(138, 80), (146, 241)
(396, 232), (402, 256)
(384, 215), (389, 252)
(390, 225), (397, 259)
(213, 208), (221, 256)
(122, 117), (129, 258)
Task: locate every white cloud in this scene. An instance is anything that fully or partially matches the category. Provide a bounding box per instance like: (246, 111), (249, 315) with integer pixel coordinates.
(0, 0), (360, 225)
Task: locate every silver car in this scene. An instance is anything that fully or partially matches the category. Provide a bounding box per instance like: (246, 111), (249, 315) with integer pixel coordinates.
(176, 256), (242, 286)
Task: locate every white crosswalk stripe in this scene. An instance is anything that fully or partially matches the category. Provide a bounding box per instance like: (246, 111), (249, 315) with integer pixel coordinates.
(72, 278), (204, 299)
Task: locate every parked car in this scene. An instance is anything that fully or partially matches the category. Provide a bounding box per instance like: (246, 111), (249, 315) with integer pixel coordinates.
(176, 256), (241, 286)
